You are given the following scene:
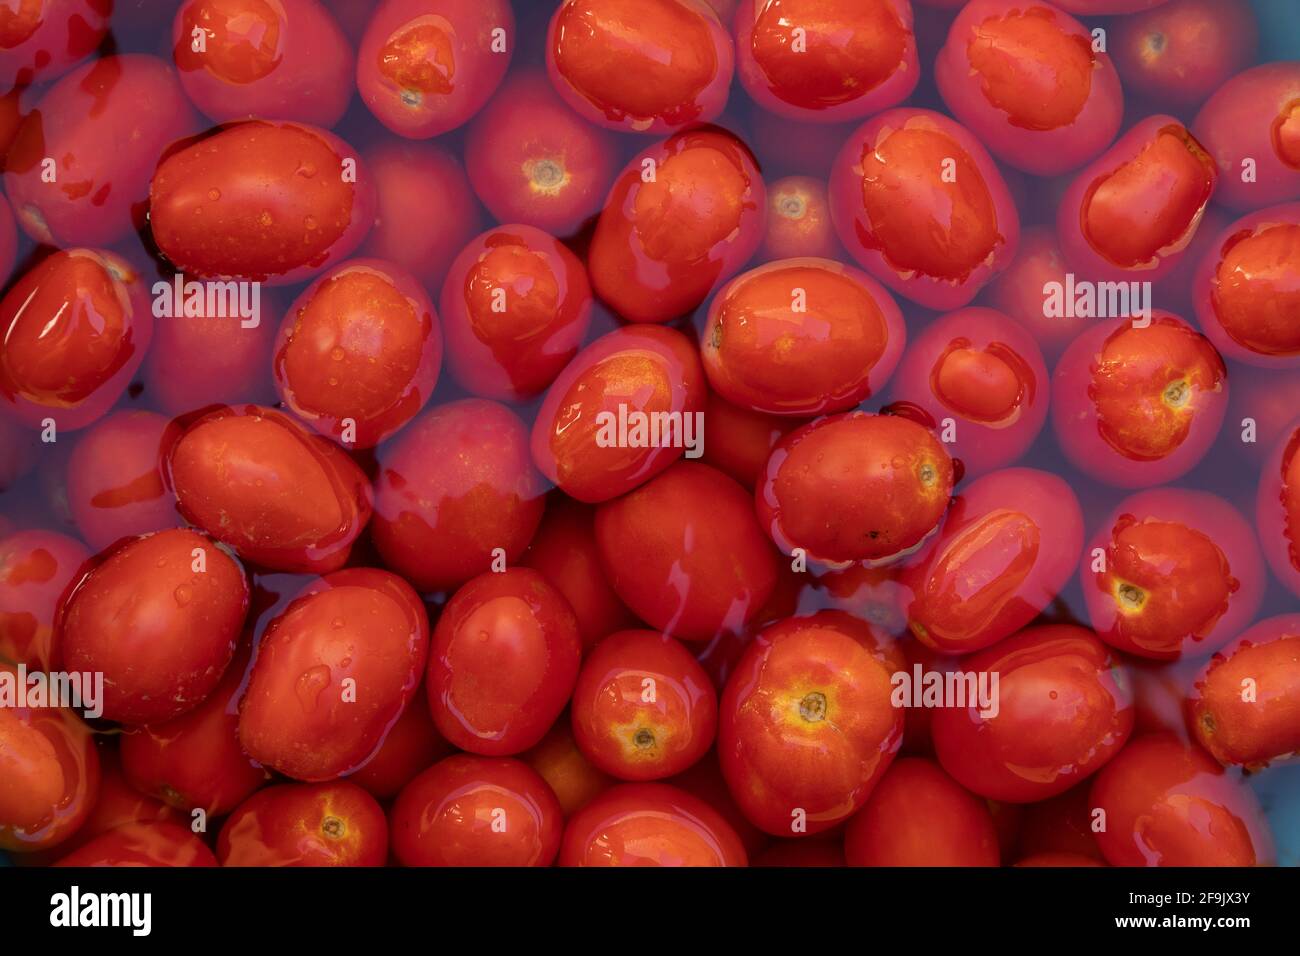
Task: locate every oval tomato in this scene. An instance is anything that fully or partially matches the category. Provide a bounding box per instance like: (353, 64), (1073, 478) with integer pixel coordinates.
(217, 781), (387, 866)
(344, 690), (453, 799)
(523, 715), (616, 816)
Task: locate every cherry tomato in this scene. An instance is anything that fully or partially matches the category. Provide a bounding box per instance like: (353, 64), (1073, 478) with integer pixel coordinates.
(523, 715), (615, 816)
(217, 780), (387, 866)
(390, 754), (563, 867)
(759, 176), (840, 261)
(1016, 784), (1106, 862)
(344, 689), (453, 800)
(0, 0), (110, 87)
(982, 226), (1087, 362)
(0, 530), (90, 670)
(54, 821), (218, 867)
(1257, 419), (1300, 598)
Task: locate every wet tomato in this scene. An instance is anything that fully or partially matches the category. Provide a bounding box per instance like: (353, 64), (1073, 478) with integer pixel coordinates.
(523, 715), (615, 816)
(983, 226), (1087, 362)
(0, 530), (90, 670)
(699, 392), (798, 490)
(0, 0), (110, 88)
(344, 690), (453, 800)
(759, 176), (840, 261)
(54, 821), (218, 867)
(1016, 784), (1106, 862)
(1256, 419), (1300, 598)
(217, 780), (387, 866)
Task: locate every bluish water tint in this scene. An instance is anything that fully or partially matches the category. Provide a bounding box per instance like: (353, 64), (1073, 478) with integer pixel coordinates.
(1254, 0), (1300, 61)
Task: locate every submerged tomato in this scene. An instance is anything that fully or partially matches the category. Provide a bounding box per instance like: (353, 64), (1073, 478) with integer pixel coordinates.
(984, 226), (1087, 361)
(0, 0), (110, 88)
(0, 530), (90, 670)
(699, 392), (799, 491)
(345, 688), (453, 799)
(759, 176), (840, 261)
(54, 821), (217, 867)
(218, 780), (387, 866)
(1256, 420), (1300, 598)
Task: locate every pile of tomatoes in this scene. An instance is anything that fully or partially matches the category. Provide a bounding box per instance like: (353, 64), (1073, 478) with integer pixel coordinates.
(1, 0), (1299, 869)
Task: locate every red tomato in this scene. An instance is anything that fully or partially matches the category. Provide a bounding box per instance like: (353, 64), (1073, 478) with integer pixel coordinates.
(1051, 315), (1227, 488)
(718, 614), (903, 836)
(982, 226), (1087, 362)
(844, 758), (1000, 866)
(0, 530), (90, 670)
(172, 0), (354, 127)
(373, 399), (545, 593)
(759, 176), (840, 261)
(150, 120), (376, 285)
(753, 838), (844, 866)
(1228, 369), (1300, 467)
(530, 325), (707, 503)
(464, 70), (620, 236)
(889, 307), (1048, 477)
(558, 782), (748, 866)
(169, 405), (373, 574)
(54, 821), (217, 867)
(238, 568), (429, 781)
(733, 0), (918, 124)
(699, 392), (798, 491)
(0, 0), (110, 87)
(830, 108), (1020, 310)
(0, 192), (15, 287)
(217, 781), (387, 866)
(0, 249), (153, 431)
(523, 715), (615, 816)
(757, 412), (955, 566)
(4, 55), (198, 247)
(428, 568), (581, 756)
(356, 0), (513, 139)
(1089, 733), (1274, 866)
(58, 528), (248, 725)
(935, 0), (1123, 176)
(1016, 784), (1106, 862)
(390, 754), (563, 867)
(546, 0), (733, 135)
(344, 689), (453, 800)
(1016, 852), (1105, 866)
(804, 564), (911, 639)
(587, 129), (766, 324)
(441, 225), (593, 401)
(901, 468), (1084, 655)
(1257, 419), (1300, 598)
(931, 625), (1135, 803)
(1083, 489), (1264, 661)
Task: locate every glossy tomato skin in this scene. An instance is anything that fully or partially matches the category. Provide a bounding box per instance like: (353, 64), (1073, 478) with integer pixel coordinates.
(702, 258), (905, 417)
(0, 530), (90, 670)
(830, 109), (1020, 310)
(935, 0), (1123, 176)
(356, 0), (513, 139)
(345, 691), (453, 799)
(0, 0), (110, 88)
(1083, 489), (1264, 661)
(217, 781), (387, 866)
(733, 0), (918, 124)
(983, 226), (1087, 362)
(1257, 419), (1300, 598)
(0, 249), (153, 431)
(596, 463), (777, 641)
(719, 615), (903, 836)
(150, 120), (376, 285)
(530, 325), (706, 504)
(558, 782), (748, 866)
(523, 715), (615, 816)
(54, 822), (218, 867)
(1052, 315), (1228, 488)
(1089, 733), (1274, 866)
(429, 568), (581, 756)
(373, 399), (545, 593)
(889, 307), (1048, 477)
(588, 129), (766, 324)
(172, 0), (354, 127)
(391, 754), (563, 867)
(901, 468), (1084, 655)
(844, 758), (1000, 866)
(238, 568), (429, 781)
(441, 225), (593, 401)
(169, 405), (373, 574)
(547, 0), (733, 135)
(757, 412), (955, 566)
(931, 625), (1135, 803)
(759, 176), (840, 261)
(274, 258), (441, 448)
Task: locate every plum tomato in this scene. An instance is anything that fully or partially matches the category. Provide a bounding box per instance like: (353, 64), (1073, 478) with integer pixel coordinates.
(931, 625), (1135, 803)
(587, 129), (766, 324)
(530, 325), (706, 504)
(0, 664), (99, 852)
(829, 108), (1020, 310)
(1192, 203), (1300, 367)
(1089, 733), (1274, 866)
(901, 468), (1084, 655)
(4, 55), (198, 247)
(1083, 489), (1264, 661)
(596, 462), (779, 641)
(888, 307), (1048, 477)
(570, 630), (717, 781)
(702, 258), (905, 417)
(47, 747), (175, 864)
(935, 0), (1123, 177)
(718, 614), (903, 836)
(0, 249), (153, 432)
(757, 412), (955, 566)
(1257, 419), (1300, 598)
(0, 530), (91, 670)
(356, 0), (514, 139)
(150, 120), (376, 286)
(464, 70), (620, 237)
(1051, 314), (1227, 488)
(558, 782), (748, 866)
(1057, 116), (1217, 282)
(428, 568), (581, 756)
(700, 391), (798, 490)
(373, 399), (545, 593)
(547, 0), (733, 135)
(57, 528), (248, 725)
(759, 176), (840, 261)
(391, 754), (563, 867)
(983, 226), (1087, 362)
(1190, 614), (1300, 768)
(1193, 62), (1300, 212)
(217, 781), (387, 866)
(803, 565), (911, 639)
(1016, 784), (1106, 861)
(344, 690), (453, 799)
(169, 405), (373, 574)
(172, 0), (354, 127)
(441, 225), (593, 402)
(524, 714), (615, 816)
(0, 0), (110, 88)
(54, 821), (218, 867)
(733, 0), (918, 124)
(844, 757), (1000, 866)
